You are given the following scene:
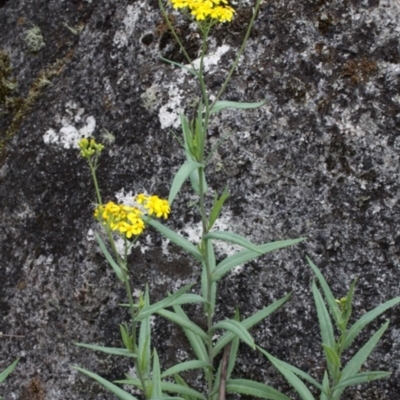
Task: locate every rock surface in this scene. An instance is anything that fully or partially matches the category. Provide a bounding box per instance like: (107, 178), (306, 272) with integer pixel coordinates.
(1, 0), (400, 399)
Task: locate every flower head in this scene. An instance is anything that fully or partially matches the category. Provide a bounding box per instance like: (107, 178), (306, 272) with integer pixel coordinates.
(78, 137), (104, 159)
(94, 194), (170, 239)
(169, 0), (235, 22)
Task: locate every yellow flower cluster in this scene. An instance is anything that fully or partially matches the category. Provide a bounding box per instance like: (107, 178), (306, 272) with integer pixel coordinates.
(136, 193), (171, 219)
(170, 0), (235, 22)
(94, 194), (170, 239)
(78, 138), (104, 159)
(95, 202), (145, 238)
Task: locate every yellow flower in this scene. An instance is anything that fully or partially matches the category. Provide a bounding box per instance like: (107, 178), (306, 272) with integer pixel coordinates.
(169, 0), (234, 23)
(144, 195), (171, 219)
(93, 194), (169, 239)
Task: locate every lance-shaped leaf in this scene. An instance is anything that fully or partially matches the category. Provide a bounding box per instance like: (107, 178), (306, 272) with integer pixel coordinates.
(201, 240), (216, 314)
(146, 218), (204, 262)
(161, 360), (210, 378)
(95, 233), (124, 282)
(157, 309), (208, 342)
(169, 161), (204, 205)
(173, 373), (200, 400)
(226, 379), (290, 400)
(213, 293), (291, 356)
(72, 366), (139, 400)
(257, 347), (323, 393)
(306, 257), (342, 328)
(332, 371), (391, 392)
(334, 320), (390, 399)
(172, 304), (208, 364)
(320, 371), (329, 400)
(136, 284), (195, 321)
(0, 359), (19, 384)
(138, 286), (151, 376)
(162, 380), (207, 400)
(210, 319), (255, 349)
(312, 281), (336, 379)
(210, 99), (266, 114)
(74, 343), (137, 358)
(166, 293), (207, 307)
(262, 353), (316, 400)
(152, 350), (162, 399)
(204, 231), (264, 253)
(207, 187), (229, 231)
(343, 296), (400, 350)
(159, 56), (198, 77)
(213, 238), (304, 281)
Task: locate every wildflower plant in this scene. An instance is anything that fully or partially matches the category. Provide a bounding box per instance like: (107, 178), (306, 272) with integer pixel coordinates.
(72, 0), (304, 398)
(259, 258), (400, 400)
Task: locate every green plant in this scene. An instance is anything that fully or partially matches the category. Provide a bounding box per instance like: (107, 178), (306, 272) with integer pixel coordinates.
(0, 359), (19, 399)
(259, 257), (400, 400)
(72, 0), (304, 398)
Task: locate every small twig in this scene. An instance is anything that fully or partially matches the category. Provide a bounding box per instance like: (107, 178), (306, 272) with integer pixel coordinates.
(0, 332), (25, 339)
(218, 343), (231, 400)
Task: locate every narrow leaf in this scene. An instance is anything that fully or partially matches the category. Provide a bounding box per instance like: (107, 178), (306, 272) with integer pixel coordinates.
(321, 344), (340, 368)
(312, 281), (337, 381)
(74, 343), (136, 358)
(213, 293), (291, 357)
(146, 218), (204, 262)
(339, 320), (390, 384)
(160, 56), (198, 77)
(227, 336), (240, 382)
(213, 238), (304, 281)
(226, 379), (290, 400)
(306, 257), (342, 328)
(201, 241), (216, 314)
(0, 359), (19, 384)
(139, 285), (151, 376)
(152, 350), (162, 398)
(172, 305), (208, 363)
(257, 347), (323, 392)
(72, 366), (139, 400)
(162, 381), (207, 400)
(343, 297), (400, 350)
(95, 233), (124, 282)
(204, 231), (264, 253)
(312, 282), (335, 349)
(332, 371), (391, 391)
(210, 100), (266, 114)
(161, 360), (209, 378)
(210, 319), (255, 349)
(136, 284), (195, 321)
(169, 161), (204, 205)
(320, 371), (329, 400)
(207, 187), (229, 230)
(263, 353), (316, 400)
(166, 293), (207, 307)
(157, 309), (208, 341)
(173, 374), (198, 400)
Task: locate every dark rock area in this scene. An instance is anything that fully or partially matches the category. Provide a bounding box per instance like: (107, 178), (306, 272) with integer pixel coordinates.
(1, 0), (400, 399)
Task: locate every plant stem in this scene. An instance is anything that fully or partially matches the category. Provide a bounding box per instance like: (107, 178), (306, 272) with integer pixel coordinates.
(120, 254), (149, 400)
(210, 0), (263, 110)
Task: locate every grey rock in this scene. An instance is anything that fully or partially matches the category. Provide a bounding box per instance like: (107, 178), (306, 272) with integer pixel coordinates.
(1, 0), (400, 399)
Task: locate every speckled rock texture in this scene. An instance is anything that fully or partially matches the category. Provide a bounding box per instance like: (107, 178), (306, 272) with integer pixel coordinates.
(1, 0), (400, 399)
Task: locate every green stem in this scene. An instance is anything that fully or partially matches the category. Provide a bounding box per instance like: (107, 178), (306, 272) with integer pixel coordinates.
(120, 251), (149, 400)
(210, 0), (263, 110)
(88, 160), (123, 265)
(88, 161), (102, 206)
(158, 0), (195, 69)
